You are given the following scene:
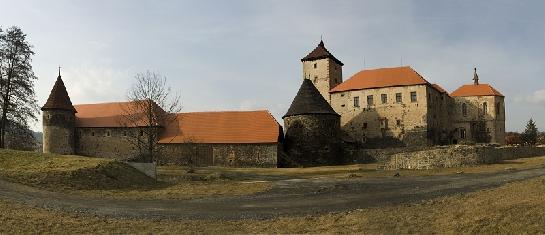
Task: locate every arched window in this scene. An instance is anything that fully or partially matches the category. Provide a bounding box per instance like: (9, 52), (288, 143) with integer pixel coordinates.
(483, 102), (488, 115)
(462, 103), (468, 117)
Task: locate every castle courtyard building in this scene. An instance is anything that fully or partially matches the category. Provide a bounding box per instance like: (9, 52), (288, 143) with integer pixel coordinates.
(301, 41), (505, 147)
(42, 75), (283, 167)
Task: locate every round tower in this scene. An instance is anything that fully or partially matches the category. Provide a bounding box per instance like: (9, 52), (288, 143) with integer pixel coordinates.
(41, 72), (76, 155)
(282, 79), (341, 167)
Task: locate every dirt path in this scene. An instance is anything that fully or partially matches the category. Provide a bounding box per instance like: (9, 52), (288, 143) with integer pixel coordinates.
(2, 167), (545, 220)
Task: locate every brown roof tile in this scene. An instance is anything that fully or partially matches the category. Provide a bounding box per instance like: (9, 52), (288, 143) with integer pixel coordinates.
(284, 79), (339, 118)
(41, 75), (76, 112)
(301, 40), (344, 66)
(450, 84), (504, 97)
(158, 110), (281, 144)
(330, 66), (430, 93)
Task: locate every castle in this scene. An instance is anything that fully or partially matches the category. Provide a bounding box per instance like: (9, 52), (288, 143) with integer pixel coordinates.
(42, 40), (505, 167)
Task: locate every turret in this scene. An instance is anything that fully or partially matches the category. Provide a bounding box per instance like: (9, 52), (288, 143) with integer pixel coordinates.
(282, 79), (341, 167)
(301, 40), (343, 103)
(41, 71), (76, 154)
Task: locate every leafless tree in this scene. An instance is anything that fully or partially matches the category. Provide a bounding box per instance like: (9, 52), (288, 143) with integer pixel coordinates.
(121, 71), (181, 163)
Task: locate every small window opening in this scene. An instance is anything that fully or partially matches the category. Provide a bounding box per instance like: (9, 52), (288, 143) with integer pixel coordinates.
(410, 91), (417, 102)
(91, 132), (95, 137)
(363, 123), (368, 129)
(314, 63), (317, 69)
(353, 96), (360, 107)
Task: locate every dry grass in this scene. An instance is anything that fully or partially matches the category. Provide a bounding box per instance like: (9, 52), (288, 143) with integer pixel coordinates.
(2, 174), (545, 234)
(0, 149), (271, 200)
(159, 155), (545, 181)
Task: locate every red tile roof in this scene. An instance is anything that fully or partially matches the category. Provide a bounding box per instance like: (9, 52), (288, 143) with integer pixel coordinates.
(74, 101), (165, 128)
(42, 76), (76, 112)
(432, 84), (448, 94)
(158, 111), (281, 144)
(330, 66), (430, 93)
(74, 101), (281, 144)
(450, 84), (504, 97)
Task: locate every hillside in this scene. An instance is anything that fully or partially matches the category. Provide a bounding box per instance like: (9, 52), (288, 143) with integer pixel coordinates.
(0, 149), (156, 190)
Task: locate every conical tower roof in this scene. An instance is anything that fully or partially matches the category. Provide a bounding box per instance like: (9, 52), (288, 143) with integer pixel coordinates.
(301, 40), (344, 66)
(41, 75), (76, 112)
(283, 79), (339, 118)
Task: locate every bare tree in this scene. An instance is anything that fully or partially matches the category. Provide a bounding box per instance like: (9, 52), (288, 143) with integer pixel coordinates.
(121, 71), (181, 162)
(0, 26), (39, 148)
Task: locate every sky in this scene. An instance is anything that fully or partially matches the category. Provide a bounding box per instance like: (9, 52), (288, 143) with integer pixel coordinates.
(1, 0), (544, 132)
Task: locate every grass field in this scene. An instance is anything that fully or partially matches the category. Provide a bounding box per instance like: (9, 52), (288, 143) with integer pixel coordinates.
(2, 173), (545, 234)
(3, 149), (545, 201)
(2, 150), (545, 233)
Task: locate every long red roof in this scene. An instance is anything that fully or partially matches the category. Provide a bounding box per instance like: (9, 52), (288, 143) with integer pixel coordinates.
(330, 66), (430, 93)
(157, 111), (281, 144)
(74, 101), (281, 144)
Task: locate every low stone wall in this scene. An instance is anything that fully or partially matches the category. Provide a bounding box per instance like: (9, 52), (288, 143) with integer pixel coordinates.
(159, 143), (279, 168)
(383, 145), (545, 170)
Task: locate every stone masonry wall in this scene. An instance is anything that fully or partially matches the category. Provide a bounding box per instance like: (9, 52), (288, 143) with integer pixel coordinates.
(303, 58), (342, 103)
(159, 143), (278, 168)
(43, 110), (75, 155)
(383, 145), (545, 170)
(75, 127), (140, 160)
(330, 85), (430, 146)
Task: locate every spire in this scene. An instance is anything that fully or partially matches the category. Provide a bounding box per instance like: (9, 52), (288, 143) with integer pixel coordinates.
(473, 67), (479, 85)
(301, 40), (344, 66)
(41, 71), (76, 113)
(58, 66), (61, 77)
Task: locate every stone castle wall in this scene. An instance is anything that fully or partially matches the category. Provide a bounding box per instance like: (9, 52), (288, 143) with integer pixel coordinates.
(75, 127), (140, 160)
(451, 96), (506, 144)
(283, 114), (341, 167)
(330, 85), (433, 146)
(159, 143), (279, 167)
(383, 145), (545, 170)
(302, 58), (342, 102)
(42, 110), (75, 155)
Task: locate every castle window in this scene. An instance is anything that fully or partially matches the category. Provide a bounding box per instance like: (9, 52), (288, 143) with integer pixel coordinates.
(367, 95), (374, 106)
(314, 76), (318, 83)
(341, 104), (345, 107)
(381, 94), (387, 104)
(396, 93), (402, 103)
(380, 119), (389, 129)
(410, 92), (417, 102)
(314, 63), (317, 69)
(363, 123), (368, 129)
(483, 102), (488, 115)
(91, 132), (95, 137)
(460, 128), (466, 139)
(462, 103), (468, 117)
(353, 96), (360, 107)
(123, 131), (127, 137)
(140, 130), (144, 137)
(106, 131), (111, 137)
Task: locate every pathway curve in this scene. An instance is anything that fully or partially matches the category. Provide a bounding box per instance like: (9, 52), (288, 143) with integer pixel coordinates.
(1, 168), (544, 220)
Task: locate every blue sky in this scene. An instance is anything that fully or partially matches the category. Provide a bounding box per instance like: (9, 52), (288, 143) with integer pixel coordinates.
(1, 0), (544, 132)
